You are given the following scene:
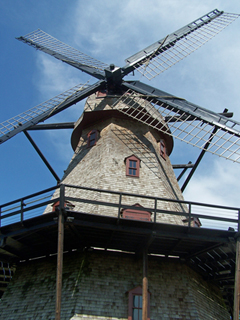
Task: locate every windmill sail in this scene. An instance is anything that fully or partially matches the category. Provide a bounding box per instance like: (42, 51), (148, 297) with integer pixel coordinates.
(3, 9), (240, 164)
(0, 81), (104, 144)
(17, 29), (108, 80)
(113, 81), (240, 163)
(123, 9), (239, 80)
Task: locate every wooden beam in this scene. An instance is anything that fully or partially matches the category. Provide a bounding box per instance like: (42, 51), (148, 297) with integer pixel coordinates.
(142, 247), (148, 320)
(233, 238), (240, 320)
(181, 126), (218, 192)
(27, 122), (75, 130)
(55, 185), (65, 320)
(24, 131), (60, 183)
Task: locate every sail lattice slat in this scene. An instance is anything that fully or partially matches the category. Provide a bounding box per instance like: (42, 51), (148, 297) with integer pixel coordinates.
(112, 90), (240, 163)
(127, 11), (239, 80)
(0, 83), (89, 142)
(17, 29), (108, 73)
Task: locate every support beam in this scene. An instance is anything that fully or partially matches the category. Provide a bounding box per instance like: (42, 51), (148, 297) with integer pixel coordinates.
(176, 161), (192, 182)
(234, 238), (240, 320)
(181, 126), (218, 192)
(55, 185), (65, 320)
(27, 122), (75, 130)
(142, 247), (148, 320)
(172, 162), (194, 169)
(24, 131), (60, 183)
(185, 243), (224, 260)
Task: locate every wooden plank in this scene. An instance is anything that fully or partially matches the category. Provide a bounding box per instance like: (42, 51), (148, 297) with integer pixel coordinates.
(234, 238), (240, 320)
(142, 248), (148, 320)
(55, 185), (65, 320)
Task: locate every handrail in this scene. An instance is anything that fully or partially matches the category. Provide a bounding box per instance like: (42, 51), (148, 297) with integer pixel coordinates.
(0, 198), (60, 220)
(64, 183), (240, 211)
(0, 184), (239, 231)
(0, 185), (58, 209)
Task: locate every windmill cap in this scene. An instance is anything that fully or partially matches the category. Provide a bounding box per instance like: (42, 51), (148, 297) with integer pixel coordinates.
(71, 93), (173, 154)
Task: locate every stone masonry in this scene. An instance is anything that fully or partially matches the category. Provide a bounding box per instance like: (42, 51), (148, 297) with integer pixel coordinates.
(45, 93), (188, 225)
(0, 250), (230, 320)
(0, 93), (231, 319)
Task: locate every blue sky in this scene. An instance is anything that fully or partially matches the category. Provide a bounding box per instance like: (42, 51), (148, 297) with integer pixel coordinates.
(1, 0), (240, 212)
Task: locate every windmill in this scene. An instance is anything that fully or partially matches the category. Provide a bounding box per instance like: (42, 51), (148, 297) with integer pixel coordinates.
(1, 9), (240, 189)
(0, 8), (240, 320)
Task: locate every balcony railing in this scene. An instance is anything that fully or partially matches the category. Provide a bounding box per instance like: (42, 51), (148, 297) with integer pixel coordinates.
(0, 184), (239, 231)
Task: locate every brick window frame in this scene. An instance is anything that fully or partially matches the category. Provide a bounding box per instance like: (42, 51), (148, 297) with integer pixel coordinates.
(87, 130), (98, 148)
(122, 203), (152, 222)
(125, 155), (140, 177)
(160, 139), (167, 160)
(128, 286), (150, 320)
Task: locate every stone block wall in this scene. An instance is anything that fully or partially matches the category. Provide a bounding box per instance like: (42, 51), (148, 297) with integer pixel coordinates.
(0, 250), (229, 319)
(45, 117), (188, 226)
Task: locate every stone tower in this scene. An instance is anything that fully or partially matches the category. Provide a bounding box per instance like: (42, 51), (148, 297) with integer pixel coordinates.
(0, 92), (231, 320)
(59, 91), (187, 225)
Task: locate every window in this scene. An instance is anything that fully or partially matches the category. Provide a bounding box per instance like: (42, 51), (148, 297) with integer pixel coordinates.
(182, 217), (202, 227)
(122, 204), (152, 221)
(125, 155), (140, 177)
(160, 140), (166, 160)
(87, 130), (98, 147)
(97, 90), (108, 97)
(52, 201), (75, 212)
(128, 286), (150, 320)
(132, 295), (142, 320)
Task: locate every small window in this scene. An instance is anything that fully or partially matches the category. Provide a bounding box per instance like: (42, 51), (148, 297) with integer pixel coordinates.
(132, 295), (142, 320)
(182, 217), (202, 228)
(126, 155), (140, 177)
(160, 140), (166, 160)
(87, 130), (98, 147)
(97, 90), (108, 97)
(52, 201), (75, 212)
(128, 286), (150, 320)
(122, 204), (152, 221)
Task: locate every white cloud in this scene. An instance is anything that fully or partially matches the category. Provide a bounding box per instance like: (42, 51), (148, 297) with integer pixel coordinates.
(34, 52), (89, 165)
(183, 157), (240, 207)
(35, 53), (86, 98)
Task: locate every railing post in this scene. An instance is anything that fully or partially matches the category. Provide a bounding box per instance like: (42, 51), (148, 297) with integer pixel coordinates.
(55, 184), (65, 320)
(117, 193), (122, 223)
(154, 198), (157, 224)
(233, 237), (240, 320)
(20, 199), (24, 223)
(188, 203), (192, 229)
(142, 247), (148, 320)
(59, 184), (65, 210)
(238, 210), (240, 232)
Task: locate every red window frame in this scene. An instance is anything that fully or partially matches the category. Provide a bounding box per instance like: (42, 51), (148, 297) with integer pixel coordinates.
(122, 204), (152, 221)
(126, 155), (140, 177)
(160, 140), (166, 160)
(97, 90), (108, 97)
(182, 217), (202, 227)
(128, 286), (150, 320)
(87, 130), (98, 148)
(52, 201), (75, 212)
